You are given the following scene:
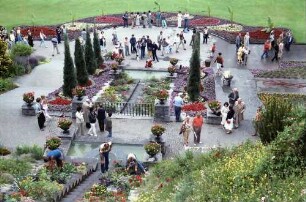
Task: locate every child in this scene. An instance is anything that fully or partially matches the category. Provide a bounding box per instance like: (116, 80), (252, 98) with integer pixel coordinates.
(210, 42), (216, 58)
(214, 52), (224, 76)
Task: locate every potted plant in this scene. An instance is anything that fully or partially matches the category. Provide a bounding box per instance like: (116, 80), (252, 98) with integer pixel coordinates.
(111, 63), (118, 73)
(114, 55), (124, 65)
(155, 89), (168, 105)
(222, 70), (234, 86)
(144, 141), (161, 157)
(57, 117), (73, 133)
(23, 92), (35, 105)
(46, 136), (61, 150)
(145, 59), (153, 68)
(208, 100), (222, 115)
(170, 58), (178, 66)
(151, 124), (166, 136)
(111, 52), (119, 60)
(168, 66), (176, 76)
(72, 86), (85, 100)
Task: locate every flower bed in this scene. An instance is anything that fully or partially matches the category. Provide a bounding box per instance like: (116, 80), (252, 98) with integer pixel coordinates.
(190, 17), (221, 26)
(95, 16), (123, 24)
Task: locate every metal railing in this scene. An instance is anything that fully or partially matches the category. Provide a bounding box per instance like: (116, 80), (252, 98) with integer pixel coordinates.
(95, 102), (154, 117)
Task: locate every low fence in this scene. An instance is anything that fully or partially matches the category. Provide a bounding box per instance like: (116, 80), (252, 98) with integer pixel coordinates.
(95, 102), (154, 117)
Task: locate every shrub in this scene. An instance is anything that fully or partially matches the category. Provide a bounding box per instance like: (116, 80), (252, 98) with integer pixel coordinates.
(11, 63), (25, 76)
(85, 28), (97, 75)
(0, 158), (32, 177)
(0, 78), (17, 92)
(0, 40), (13, 78)
(11, 43), (33, 57)
(257, 96), (292, 144)
(0, 147), (11, 156)
(16, 145), (44, 160)
(74, 38), (89, 86)
(93, 31), (104, 66)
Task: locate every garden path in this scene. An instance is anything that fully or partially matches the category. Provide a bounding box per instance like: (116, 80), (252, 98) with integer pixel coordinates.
(0, 26), (305, 152)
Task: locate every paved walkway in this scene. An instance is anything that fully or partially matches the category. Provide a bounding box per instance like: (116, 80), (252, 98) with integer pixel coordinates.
(0, 25), (305, 152)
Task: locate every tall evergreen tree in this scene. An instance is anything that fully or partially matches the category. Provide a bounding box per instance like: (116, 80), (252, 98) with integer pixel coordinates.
(187, 32), (201, 102)
(93, 30), (104, 66)
(85, 28), (97, 75)
(74, 38), (89, 85)
(63, 35), (77, 97)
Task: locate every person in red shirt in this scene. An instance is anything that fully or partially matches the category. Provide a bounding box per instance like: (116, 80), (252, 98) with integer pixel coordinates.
(261, 40), (271, 59)
(192, 112), (203, 145)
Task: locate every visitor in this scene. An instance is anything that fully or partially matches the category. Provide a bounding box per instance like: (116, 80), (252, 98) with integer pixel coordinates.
(142, 12), (147, 28)
(126, 153), (146, 175)
(161, 12), (167, 28)
(192, 112), (203, 145)
(271, 42), (279, 62)
(180, 116), (192, 147)
(242, 46), (249, 66)
(210, 42), (216, 58)
(99, 142), (112, 173)
(62, 25), (67, 35)
(148, 11), (153, 28)
(27, 31), (34, 47)
(146, 36), (153, 59)
(122, 11), (129, 28)
(41, 95), (51, 119)
(124, 37), (130, 57)
(56, 26), (62, 44)
(140, 36), (146, 60)
(176, 32), (186, 53)
(75, 106), (85, 136)
(237, 45), (243, 65)
(252, 106), (262, 136)
(261, 40), (271, 59)
(189, 29), (196, 46)
(82, 98), (92, 128)
(45, 148), (63, 170)
(269, 30), (275, 48)
(157, 31), (163, 50)
(130, 34), (137, 54)
(105, 112), (113, 138)
(112, 26), (118, 45)
(161, 38), (169, 56)
(16, 27), (22, 42)
(203, 27), (209, 44)
(224, 106), (235, 134)
(100, 34), (106, 53)
(244, 32), (250, 49)
(88, 107), (97, 137)
(278, 41), (284, 60)
(228, 88), (239, 106)
(135, 12), (141, 28)
(214, 52), (224, 76)
(51, 37), (60, 56)
(221, 102), (229, 126)
(151, 41), (159, 62)
(130, 12), (135, 28)
(173, 93), (184, 122)
(284, 31), (293, 51)
(177, 11), (182, 28)
(155, 10), (161, 27)
(233, 98), (246, 128)
(183, 12), (190, 30)
(81, 28), (86, 41)
(97, 104), (106, 132)
(235, 33), (242, 52)
(34, 97), (46, 131)
(9, 30), (15, 46)
(39, 30), (47, 48)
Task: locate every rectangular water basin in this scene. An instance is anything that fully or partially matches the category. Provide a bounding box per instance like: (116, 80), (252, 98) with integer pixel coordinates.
(67, 142), (146, 162)
(124, 70), (168, 80)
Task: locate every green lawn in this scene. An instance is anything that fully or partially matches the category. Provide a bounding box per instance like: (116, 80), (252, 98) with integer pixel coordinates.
(0, 0), (305, 42)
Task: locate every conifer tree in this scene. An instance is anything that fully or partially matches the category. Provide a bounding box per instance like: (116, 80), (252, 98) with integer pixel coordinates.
(85, 28), (97, 75)
(93, 30), (104, 66)
(63, 35), (77, 97)
(187, 32), (201, 102)
(74, 38), (89, 85)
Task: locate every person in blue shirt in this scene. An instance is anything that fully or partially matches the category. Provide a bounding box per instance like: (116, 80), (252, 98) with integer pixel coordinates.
(44, 149), (63, 169)
(173, 93), (184, 122)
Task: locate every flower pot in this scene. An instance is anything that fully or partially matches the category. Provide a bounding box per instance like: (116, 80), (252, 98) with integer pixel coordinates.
(62, 128), (70, 134)
(170, 72), (174, 76)
(154, 135), (163, 143)
(77, 96), (83, 101)
(159, 99), (165, 105)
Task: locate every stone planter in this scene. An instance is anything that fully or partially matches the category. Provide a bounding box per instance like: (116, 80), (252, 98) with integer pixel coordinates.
(154, 100), (170, 122)
(22, 103), (36, 116)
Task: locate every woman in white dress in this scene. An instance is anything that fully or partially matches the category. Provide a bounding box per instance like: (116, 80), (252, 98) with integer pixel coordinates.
(41, 95), (51, 119)
(135, 12), (140, 28)
(224, 106), (235, 134)
(244, 32), (250, 49)
(177, 11), (182, 28)
(221, 102), (229, 126)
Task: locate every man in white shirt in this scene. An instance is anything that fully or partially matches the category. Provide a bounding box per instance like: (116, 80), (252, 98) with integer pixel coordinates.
(173, 93), (184, 122)
(75, 106), (85, 136)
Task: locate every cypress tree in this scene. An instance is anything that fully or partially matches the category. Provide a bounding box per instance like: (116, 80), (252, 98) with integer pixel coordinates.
(187, 32), (201, 102)
(93, 30), (104, 67)
(74, 38), (89, 85)
(85, 28), (97, 75)
(63, 35), (77, 97)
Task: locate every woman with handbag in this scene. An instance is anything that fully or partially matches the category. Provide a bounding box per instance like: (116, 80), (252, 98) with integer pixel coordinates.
(180, 116), (192, 147)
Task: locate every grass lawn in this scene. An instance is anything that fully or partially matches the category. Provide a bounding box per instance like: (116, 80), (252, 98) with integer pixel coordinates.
(0, 0), (305, 42)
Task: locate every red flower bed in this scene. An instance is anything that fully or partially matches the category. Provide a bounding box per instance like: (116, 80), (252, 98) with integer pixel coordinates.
(20, 26), (56, 38)
(246, 28), (284, 40)
(190, 18), (220, 26)
(49, 97), (72, 105)
(95, 16), (122, 24)
(182, 102), (206, 112)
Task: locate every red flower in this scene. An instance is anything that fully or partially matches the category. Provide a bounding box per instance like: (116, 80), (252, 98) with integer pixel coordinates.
(190, 18), (220, 26)
(95, 16), (122, 24)
(182, 102), (206, 112)
(21, 26), (56, 38)
(49, 97), (72, 105)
